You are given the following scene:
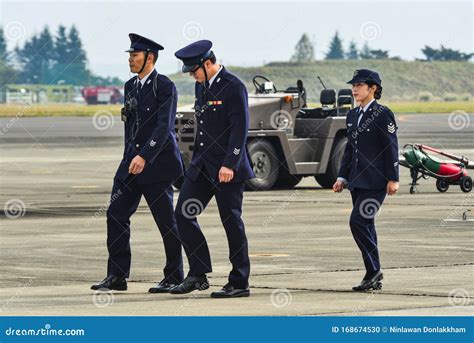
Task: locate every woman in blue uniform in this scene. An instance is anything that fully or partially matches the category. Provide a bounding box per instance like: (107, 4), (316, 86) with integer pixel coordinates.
(333, 69), (399, 291)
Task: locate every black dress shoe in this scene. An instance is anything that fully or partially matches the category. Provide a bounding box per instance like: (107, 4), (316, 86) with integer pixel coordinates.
(352, 270), (383, 292)
(148, 279), (179, 293)
(169, 275), (209, 294)
(91, 275), (127, 291)
(211, 284), (250, 298)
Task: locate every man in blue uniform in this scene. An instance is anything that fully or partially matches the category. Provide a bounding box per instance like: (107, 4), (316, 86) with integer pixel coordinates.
(333, 69), (399, 291)
(91, 33), (184, 293)
(170, 40), (255, 298)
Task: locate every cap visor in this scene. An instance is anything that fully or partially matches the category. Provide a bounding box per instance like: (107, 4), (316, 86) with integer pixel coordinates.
(182, 64), (198, 73)
(347, 77), (367, 84)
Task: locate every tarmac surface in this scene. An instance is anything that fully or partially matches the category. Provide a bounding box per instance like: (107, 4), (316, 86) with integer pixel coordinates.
(0, 113), (473, 316)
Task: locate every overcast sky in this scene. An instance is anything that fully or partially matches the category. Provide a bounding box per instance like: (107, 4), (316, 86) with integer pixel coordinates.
(1, 0), (472, 80)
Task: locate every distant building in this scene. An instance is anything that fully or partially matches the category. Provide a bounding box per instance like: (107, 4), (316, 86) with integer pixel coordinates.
(5, 84), (82, 104)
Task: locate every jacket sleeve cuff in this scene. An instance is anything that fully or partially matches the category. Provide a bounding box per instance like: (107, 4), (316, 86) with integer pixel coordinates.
(337, 177), (348, 184)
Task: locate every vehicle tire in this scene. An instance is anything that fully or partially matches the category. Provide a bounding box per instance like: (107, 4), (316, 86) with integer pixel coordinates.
(274, 173), (303, 189)
(314, 137), (347, 189)
(436, 178), (449, 192)
(460, 176), (472, 193)
(245, 139), (280, 191)
(274, 162), (302, 188)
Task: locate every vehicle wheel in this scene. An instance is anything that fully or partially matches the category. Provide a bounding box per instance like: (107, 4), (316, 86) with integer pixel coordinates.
(274, 174), (302, 189)
(245, 139), (279, 191)
(274, 164), (302, 189)
(436, 178), (449, 192)
(409, 185), (416, 194)
(460, 176), (472, 193)
(314, 137), (347, 189)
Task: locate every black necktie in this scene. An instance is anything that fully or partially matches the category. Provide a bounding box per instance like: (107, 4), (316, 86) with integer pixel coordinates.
(357, 108), (364, 127)
(203, 80), (210, 99)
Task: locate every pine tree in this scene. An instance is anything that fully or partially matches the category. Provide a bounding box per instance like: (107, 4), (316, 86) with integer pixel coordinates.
(64, 25), (90, 84)
(325, 31), (344, 59)
(0, 27), (8, 62)
(359, 42), (372, 59)
(36, 27), (55, 83)
(346, 40), (359, 59)
(0, 27), (17, 88)
(291, 33), (315, 62)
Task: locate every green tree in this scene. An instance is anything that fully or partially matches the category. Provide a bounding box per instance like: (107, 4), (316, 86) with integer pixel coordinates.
(291, 33), (314, 62)
(359, 42), (372, 59)
(325, 31), (344, 59)
(369, 49), (389, 59)
(421, 45), (473, 61)
(346, 40), (358, 59)
(0, 27), (8, 62)
(63, 25), (90, 84)
(14, 26), (56, 83)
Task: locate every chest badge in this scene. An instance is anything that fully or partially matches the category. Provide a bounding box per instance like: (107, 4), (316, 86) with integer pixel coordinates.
(150, 140), (156, 147)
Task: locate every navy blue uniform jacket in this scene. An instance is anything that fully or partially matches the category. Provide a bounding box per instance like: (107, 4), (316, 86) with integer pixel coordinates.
(115, 70), (183, 184)
(338, 100), (399, 191)
(186, 67), (254, 183)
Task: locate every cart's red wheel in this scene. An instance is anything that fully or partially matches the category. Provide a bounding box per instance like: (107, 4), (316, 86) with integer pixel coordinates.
(460, 176), (472, 193)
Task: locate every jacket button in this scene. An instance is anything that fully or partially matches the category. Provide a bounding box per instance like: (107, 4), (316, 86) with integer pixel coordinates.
(200, 142), (204, 146)
(355, 141), (358, 144)
(147, 108), (150, 111)
(213, 108), (216, 111)
(136, 144), (139, 148)
(200, 131), (203, 135)
(200, 120), (203, 124)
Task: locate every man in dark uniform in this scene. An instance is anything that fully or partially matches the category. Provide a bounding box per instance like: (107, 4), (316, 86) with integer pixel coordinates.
(91, 33), (184, 293)
(170, 40), (255, 298)
(333, 69), (399, 291)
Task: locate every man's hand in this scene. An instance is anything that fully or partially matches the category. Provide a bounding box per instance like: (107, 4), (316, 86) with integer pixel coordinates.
(332, 180), (345, 193)
(387, 180), (399, 195)
(219, 166), (234, 183)
(129, 155), (146, 175)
